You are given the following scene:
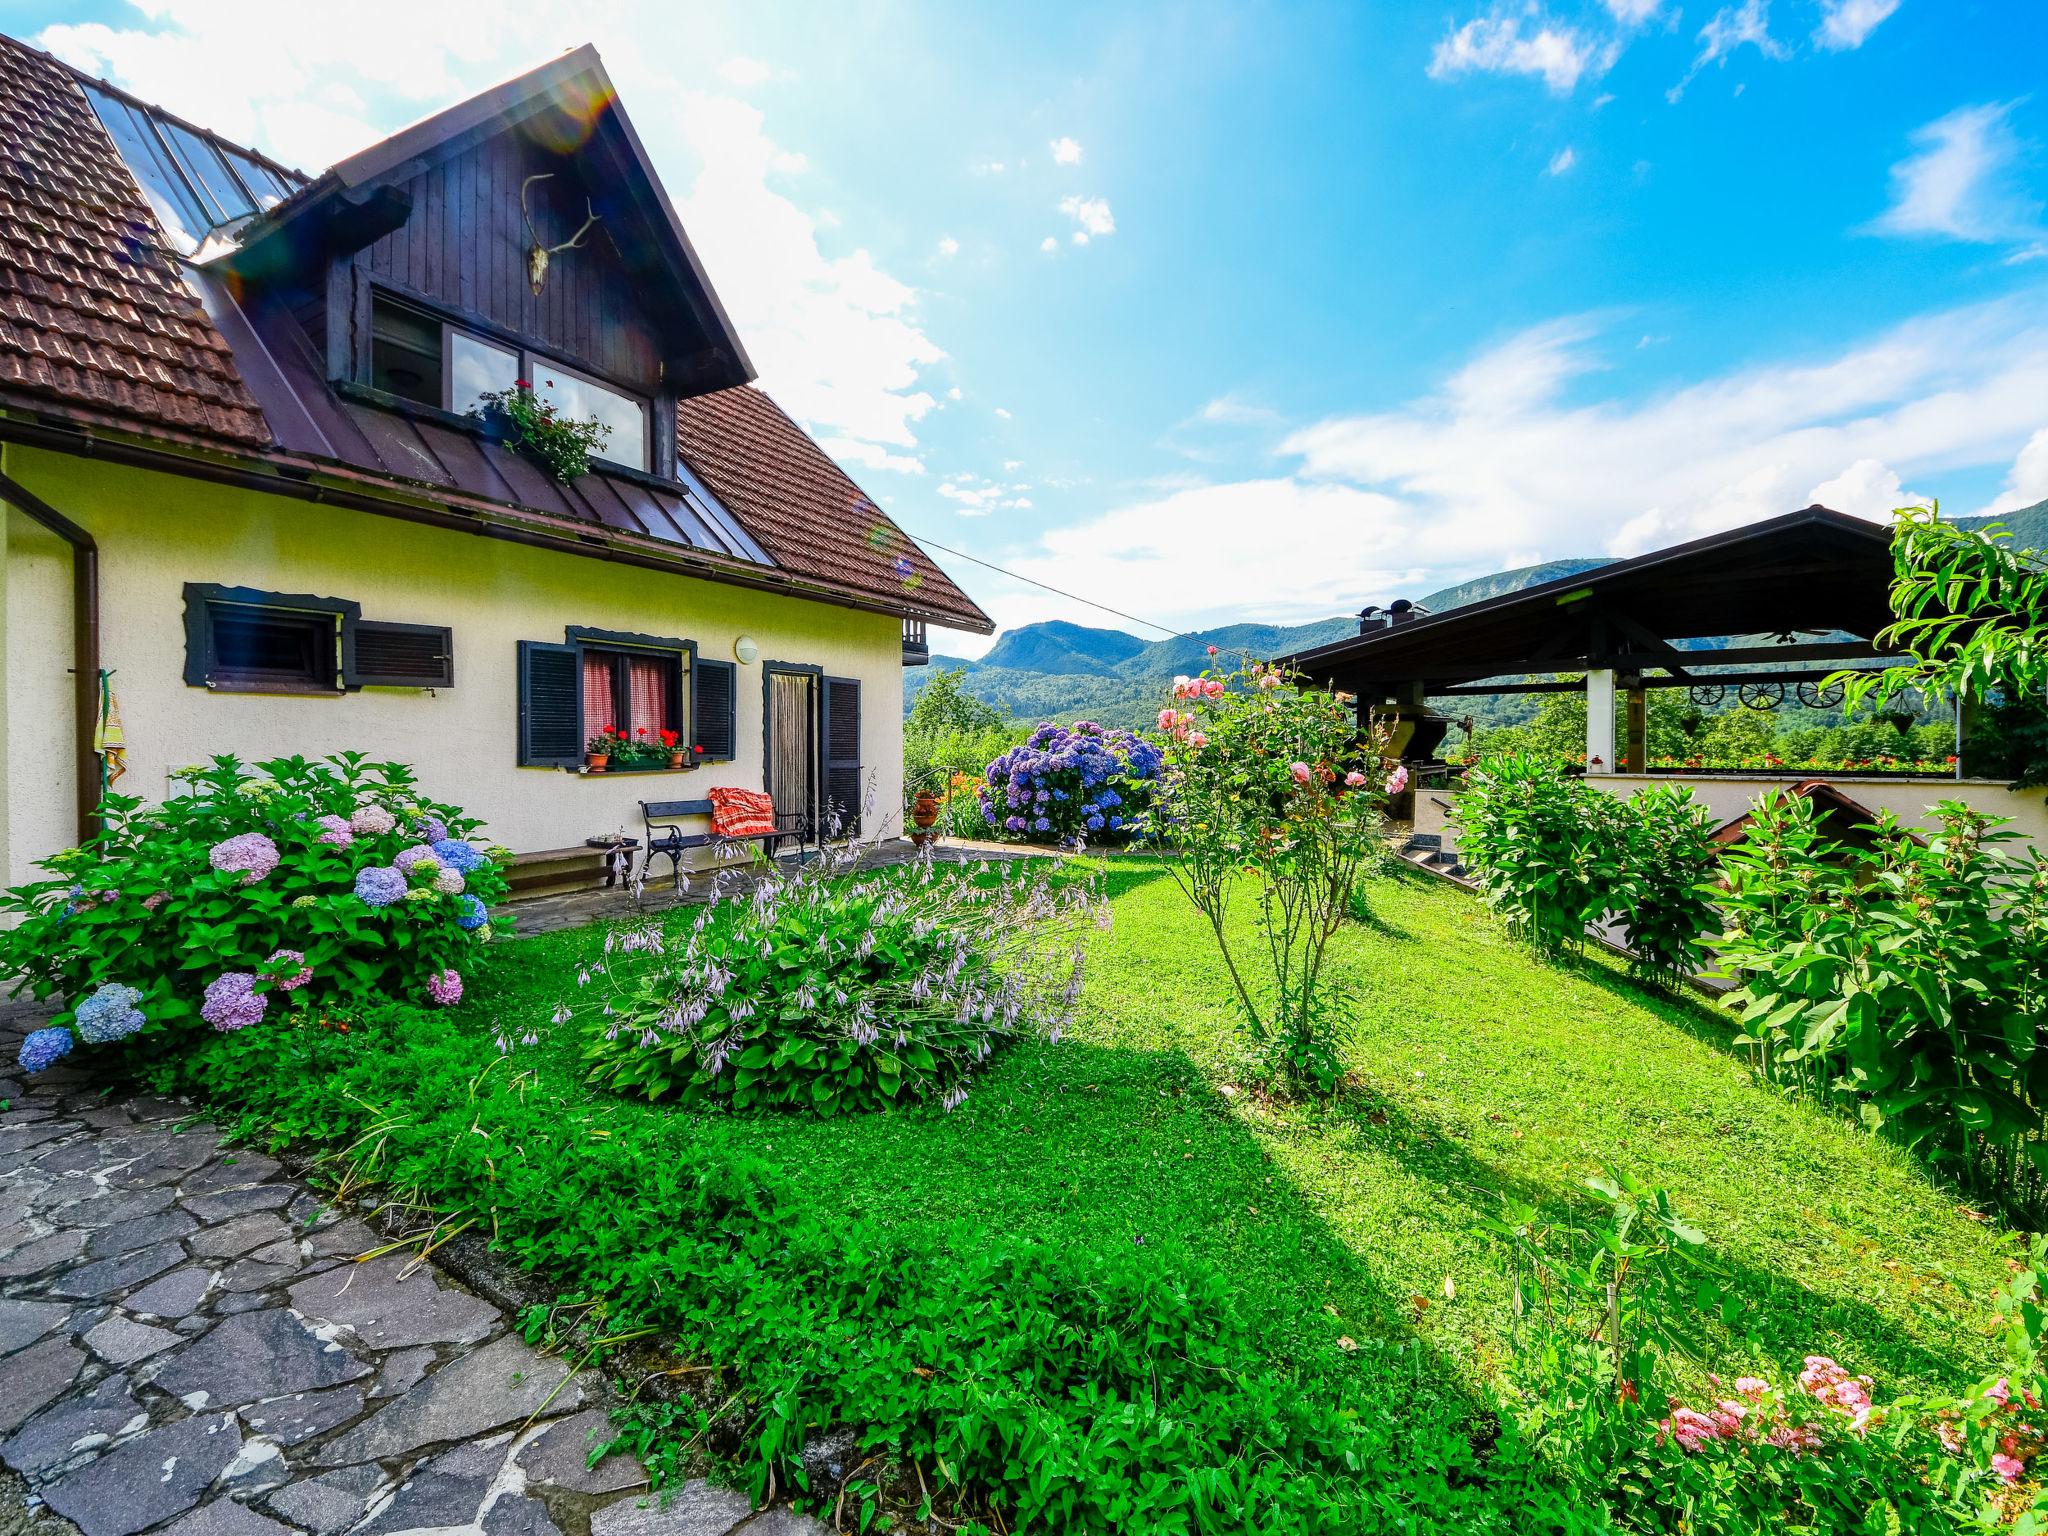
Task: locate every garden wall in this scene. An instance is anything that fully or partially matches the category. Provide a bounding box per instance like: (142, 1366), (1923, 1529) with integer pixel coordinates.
(0, 444), (905, 886)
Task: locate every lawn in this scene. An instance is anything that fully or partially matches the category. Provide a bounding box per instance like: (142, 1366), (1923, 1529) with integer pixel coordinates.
(460, 856), (2008, 1467)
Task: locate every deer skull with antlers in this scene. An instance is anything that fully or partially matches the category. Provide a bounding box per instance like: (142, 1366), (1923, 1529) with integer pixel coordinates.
(520, 173), (600, 295)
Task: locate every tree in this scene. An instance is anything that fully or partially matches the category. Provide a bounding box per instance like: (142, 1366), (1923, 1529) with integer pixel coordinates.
(906, 668), (1003, 739)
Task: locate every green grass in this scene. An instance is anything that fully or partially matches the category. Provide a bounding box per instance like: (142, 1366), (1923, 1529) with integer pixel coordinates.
(473, 857), (2007, 1417)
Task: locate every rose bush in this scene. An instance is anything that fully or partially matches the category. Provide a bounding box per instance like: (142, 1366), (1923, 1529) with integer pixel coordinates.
(0, 753), (509, 1071)
(979, 720), (1162, 846)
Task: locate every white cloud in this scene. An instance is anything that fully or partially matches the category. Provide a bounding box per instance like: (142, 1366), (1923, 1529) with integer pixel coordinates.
(1050, 136), (1083, 165)
(718, 55), (776, 86)
(1814, 0), (1900, 50)
(1278, 296), (2048, 568)
(1667, 0), (1788, 102)
(1428, 10), (1608, 95)
(1039, 235), (1059, 253)
(936, 473), (1032, 516)
(821, 437), (925, 475)
(1981, 427), (2048, 516)
(1871, 102), (2045, 249)
(1805, 458), (1931, 519)
(1603, 0), (1661, 21)
(1546, 146), (1577, 176)
(972, 159), (1006, 175)
(1003, 459), (1025, 470)
(946, 386), (964, 401)
(993, 407), (1013, 420)
(1058, 195), (1116, 240)
(936, 235), (960, 258)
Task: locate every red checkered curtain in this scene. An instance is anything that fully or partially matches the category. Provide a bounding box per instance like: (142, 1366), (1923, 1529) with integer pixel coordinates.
(627, 656), (670, 734)
(581, 653), (616, 736)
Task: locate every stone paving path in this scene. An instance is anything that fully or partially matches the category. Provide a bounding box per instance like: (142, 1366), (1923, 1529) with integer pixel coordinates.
(0, 1023), (827, 1536)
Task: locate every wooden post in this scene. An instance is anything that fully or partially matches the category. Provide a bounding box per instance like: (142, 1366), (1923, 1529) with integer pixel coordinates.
(1624, 681), (1646, 773)
(1586, 669), (1616, 773)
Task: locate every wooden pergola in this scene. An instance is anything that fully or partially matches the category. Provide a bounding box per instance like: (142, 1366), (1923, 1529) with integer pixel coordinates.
(1278, 506), (1903, 773)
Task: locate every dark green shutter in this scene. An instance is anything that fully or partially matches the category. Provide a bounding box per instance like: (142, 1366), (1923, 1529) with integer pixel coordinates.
(692, 658), (737, 761)
(517, 641), (582, 767)
(348, 621), (454, 687)
(821, 675), (862, 837)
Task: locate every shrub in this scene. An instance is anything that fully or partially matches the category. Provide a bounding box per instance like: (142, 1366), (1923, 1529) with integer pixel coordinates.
(1455, 754), (1625, 953)
(580, 848), (1104, 1114)
(1716, 792), (2048, 1220)
(980, 721), (1161, 846)
(1610, 783), (1721, 987)
(0, 753), (507, 1068)
(1154, 657), (1392, 1093)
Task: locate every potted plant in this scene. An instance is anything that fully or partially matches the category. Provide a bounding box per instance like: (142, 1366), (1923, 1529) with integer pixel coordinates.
(586, 727), (627, 772)
(660, 728), (685, 768)
(470, 382), (612, 482)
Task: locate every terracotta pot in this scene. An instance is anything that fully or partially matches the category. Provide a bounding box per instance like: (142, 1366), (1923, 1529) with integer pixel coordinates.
(911, 791), (940, 830)
(669, 751), (686, 769)
(585, 753), (609, 772)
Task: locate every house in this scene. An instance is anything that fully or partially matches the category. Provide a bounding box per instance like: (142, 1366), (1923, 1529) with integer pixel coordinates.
(0, 37), (991, 889)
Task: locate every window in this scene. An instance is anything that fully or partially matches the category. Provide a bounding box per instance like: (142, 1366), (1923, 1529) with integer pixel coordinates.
(518, 629), (737, 769)
(527, 359), (649, 472)
(363, 292), (650, 472)
(183, 585), (354, 694)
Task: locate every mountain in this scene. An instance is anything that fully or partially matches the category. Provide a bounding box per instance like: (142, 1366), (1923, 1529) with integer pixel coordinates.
(976, 620), (1148, 676)
(1418, 557), (1612, 613)
(1958, 499), (2048, 549)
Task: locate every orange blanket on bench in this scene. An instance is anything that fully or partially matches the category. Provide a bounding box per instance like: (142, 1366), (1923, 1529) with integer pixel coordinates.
(709, 786), (779, 838)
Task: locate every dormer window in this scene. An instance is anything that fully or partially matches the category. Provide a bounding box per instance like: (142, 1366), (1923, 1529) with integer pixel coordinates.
(364, 292), (650, 473)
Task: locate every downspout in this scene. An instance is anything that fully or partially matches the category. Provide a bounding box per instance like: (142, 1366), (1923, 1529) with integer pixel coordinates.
(0, 466), (101, 843)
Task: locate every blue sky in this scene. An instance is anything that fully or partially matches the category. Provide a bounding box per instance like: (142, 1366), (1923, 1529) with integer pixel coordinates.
(15, 0), (2048, 653)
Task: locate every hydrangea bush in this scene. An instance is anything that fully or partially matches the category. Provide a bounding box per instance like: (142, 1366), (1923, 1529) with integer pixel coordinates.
(579, 841), (1105, 1115)
(0, 753), (509, 1072)
(979, 721), (1162, 846)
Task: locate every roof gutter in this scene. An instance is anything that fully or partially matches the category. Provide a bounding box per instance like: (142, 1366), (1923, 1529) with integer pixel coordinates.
(0, 463), (101, 844)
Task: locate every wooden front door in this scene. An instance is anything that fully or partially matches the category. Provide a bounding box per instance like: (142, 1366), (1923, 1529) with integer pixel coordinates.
(764, 667), (819, 839)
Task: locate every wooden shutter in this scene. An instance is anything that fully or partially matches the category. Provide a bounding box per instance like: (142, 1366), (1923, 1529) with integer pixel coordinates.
(347, 621), (454, 688)
(517, 641), (582, 767)
(692, 658), (737, 761)
(821, 676), (862, 837)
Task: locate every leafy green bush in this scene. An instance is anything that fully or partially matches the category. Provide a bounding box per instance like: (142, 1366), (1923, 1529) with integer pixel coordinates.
(581, 850), (1103, 1114)
(1716, 792), (2048, 1220)
(1456, 754), (1625, 954)
(0, 753), (506, 1067)
(1456, 759), (1719, 984)
(150, 1005), (1567, 1535)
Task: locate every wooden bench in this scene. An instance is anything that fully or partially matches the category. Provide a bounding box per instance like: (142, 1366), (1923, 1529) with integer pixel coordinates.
(640, 798), (802, 886)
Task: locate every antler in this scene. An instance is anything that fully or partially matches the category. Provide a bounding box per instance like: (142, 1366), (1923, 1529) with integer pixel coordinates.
(519, 172), (602, 295)
(546, 199), (599, 254)
(520, 173), (552, 247)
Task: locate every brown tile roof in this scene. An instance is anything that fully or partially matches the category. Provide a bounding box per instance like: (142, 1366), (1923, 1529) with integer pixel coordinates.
(0, 36), (269, 446)
(676, 384), (991, 631)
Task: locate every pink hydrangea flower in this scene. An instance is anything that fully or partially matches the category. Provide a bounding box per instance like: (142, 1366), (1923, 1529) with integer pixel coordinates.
(433, 868), (466, 895)
(1994, 1452), (2025, 1484)
(425, 968), (463, 1006)
(265, 949), (312, 991)
(1385, 764), (1411, 795)
(350, 803), (397, 837)
(1289, 761), (1312, 785)
(142, 891), (169, 912)
(1767, 1423), (1822, 1454)
(208, 833), (279, 885)
(1733, 1377), (1771, 1401)
(315, 814), (354, 848)
(1662, 1406), (1724, 1452)
(1989, 1377), (2013, 1408)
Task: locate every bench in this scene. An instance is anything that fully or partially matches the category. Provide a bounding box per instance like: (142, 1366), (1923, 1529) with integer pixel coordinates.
(640, 798), (802, 886)
(504, 839), (639, 903)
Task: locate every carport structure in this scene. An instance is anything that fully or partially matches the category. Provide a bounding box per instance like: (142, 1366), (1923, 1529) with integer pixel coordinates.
(1279, 505), (1902, 774)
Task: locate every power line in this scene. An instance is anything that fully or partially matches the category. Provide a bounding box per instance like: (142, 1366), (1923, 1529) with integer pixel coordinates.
(902, 527), (1182, 637)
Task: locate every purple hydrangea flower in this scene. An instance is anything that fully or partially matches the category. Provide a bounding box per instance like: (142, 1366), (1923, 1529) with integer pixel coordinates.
(315, 815), (354, 848)
(18, 1026), (73, 1072)
(265, 949), (312, 991)
(209, 832), (280, 884)
(430, 839), (487, 874)
(393, 844), (437, 874)
(201, 973), (267, 1032)
(354, 867), (406, 907)
(433, 868), (465, 895)
(425, 968), (463, 1006)
(412, 815), (449, 844)
(74, 983), (146, 1044)
(455, 894), (488, 930)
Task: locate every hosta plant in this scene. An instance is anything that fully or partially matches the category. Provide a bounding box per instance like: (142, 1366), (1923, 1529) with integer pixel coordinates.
(578, 844), (1106, 1114)
(0, 753), (507, 1070)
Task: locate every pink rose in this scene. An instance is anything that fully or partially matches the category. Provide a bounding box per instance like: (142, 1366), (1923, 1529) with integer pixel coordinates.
(1206, 644), (1218, 656)
(1289, 761), (1312, 785)
(1158, 707), (1177, 731)
(1385, 764), (1410, 795)
(1989, 1378), (2013, 1408)
(1994, 1452), (2025, 1484)
(1733, 1377), (1771, 1401)
(1188, 731), (1208, 749)
(1203, 678), (1225, 699)
(1172, 675), (1193, 699)
(1344, 771), (1366, 788)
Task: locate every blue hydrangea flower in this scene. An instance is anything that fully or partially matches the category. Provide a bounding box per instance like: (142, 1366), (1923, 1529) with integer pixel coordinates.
(18, 1027), (72, 1073)
(455, 894), (488, 930)
(74, 983), (146, 1044)
(430, 839), (488, 874)
(354, 866), (407, 907)
(1086, 814), (1106, 830)
(1033, 816), (1050, 832)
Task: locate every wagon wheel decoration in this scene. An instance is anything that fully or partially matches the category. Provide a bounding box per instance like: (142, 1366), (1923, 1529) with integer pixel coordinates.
(1795, 676), (1844, 709)
(1737, 680), (1785, 711)
(1687, 683), (1726, 709)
